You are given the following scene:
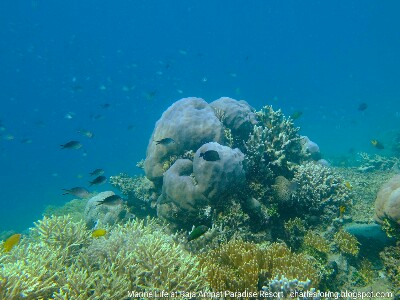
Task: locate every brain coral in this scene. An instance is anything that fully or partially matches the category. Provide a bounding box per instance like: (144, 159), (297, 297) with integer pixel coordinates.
(144, 97), (224, 185)
(375, 174), (400, 225)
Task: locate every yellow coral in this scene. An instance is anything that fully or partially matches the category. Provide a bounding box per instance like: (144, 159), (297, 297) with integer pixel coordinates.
(0, 216), (208, 299)
(303, 230), (330, 254)
(200, 240), (320, 295)
(334, 229), (360, 256)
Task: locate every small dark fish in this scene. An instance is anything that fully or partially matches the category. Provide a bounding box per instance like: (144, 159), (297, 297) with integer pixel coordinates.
(291, 111), (303, 120)
(20, 138), (33, 144)
(101, 103), (111, 109)
(62, 187), (91, 198)
(188, 225), (208, 242)
(96, 194), (124, 206)
(89, 168), (105, 177)
(155, 137), (175, 145)
(77, 129), (94, 138)
(358, 102), (368, 111)
(144, 90), (156, 101)
(91, 114), (105, 121)
(60, 141), (82, 150)
(200, 150), (220, 161)
(89, 175), (107, 186)
(70, 84), (83, 92)
(371, 139), (384, 149)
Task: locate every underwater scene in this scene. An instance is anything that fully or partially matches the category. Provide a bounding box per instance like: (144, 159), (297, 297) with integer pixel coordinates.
(1, 1), (400, 299)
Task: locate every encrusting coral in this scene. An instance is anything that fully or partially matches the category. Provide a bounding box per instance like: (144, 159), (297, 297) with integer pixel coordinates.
(0, 215), (209, 299)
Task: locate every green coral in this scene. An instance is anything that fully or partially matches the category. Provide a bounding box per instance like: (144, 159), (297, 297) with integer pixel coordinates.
(0, 215), (208, 299)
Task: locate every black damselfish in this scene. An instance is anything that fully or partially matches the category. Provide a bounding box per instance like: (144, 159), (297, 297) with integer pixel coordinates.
(200, 150), (220, 161)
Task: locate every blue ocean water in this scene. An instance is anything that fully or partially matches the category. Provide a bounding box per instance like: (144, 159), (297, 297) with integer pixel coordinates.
(0, 0), (399, 233)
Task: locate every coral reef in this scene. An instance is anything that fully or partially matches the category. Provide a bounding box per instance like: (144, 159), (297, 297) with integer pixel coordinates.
(210, 97), (258, 143)
(357, 152), (399, 172)
(334, 229), (360, 256)
(375, 174), (400, 225)
(157, 142), (245, 229)
(200, 240), (320, 295)
(335, 167), (394, 223)
(144, 97), (224, 184)
(289, 162), (353, 223)
(272, 175), (294, 203)
(0, 215), (208, 299)
(303, 230), (331, 254)
(380, 243), (400, 287)
(84, 191), (127, 228)
(244, 105), (305, 178)
(110, 173), (158, 216)
(266, 275), (316, 299)
(301, 135), (321, 161)
(43, 198), (88, 222)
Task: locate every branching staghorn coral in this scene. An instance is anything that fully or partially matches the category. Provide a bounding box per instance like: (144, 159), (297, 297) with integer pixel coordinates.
(32, 215), (91, 251)
(0, 215), (208, 299)
(244, 105), (304, 178)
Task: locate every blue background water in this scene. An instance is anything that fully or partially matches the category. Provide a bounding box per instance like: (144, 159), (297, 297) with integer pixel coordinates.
(1, 0), (399, 233)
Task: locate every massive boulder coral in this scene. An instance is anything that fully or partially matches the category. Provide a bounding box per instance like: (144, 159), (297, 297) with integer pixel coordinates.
(375, 174), (400, 225)
(144, 97), (224, 184)
(210, 97), (258, 142)
(157, 142), (246, 228)
(193, 142), (245, 200)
